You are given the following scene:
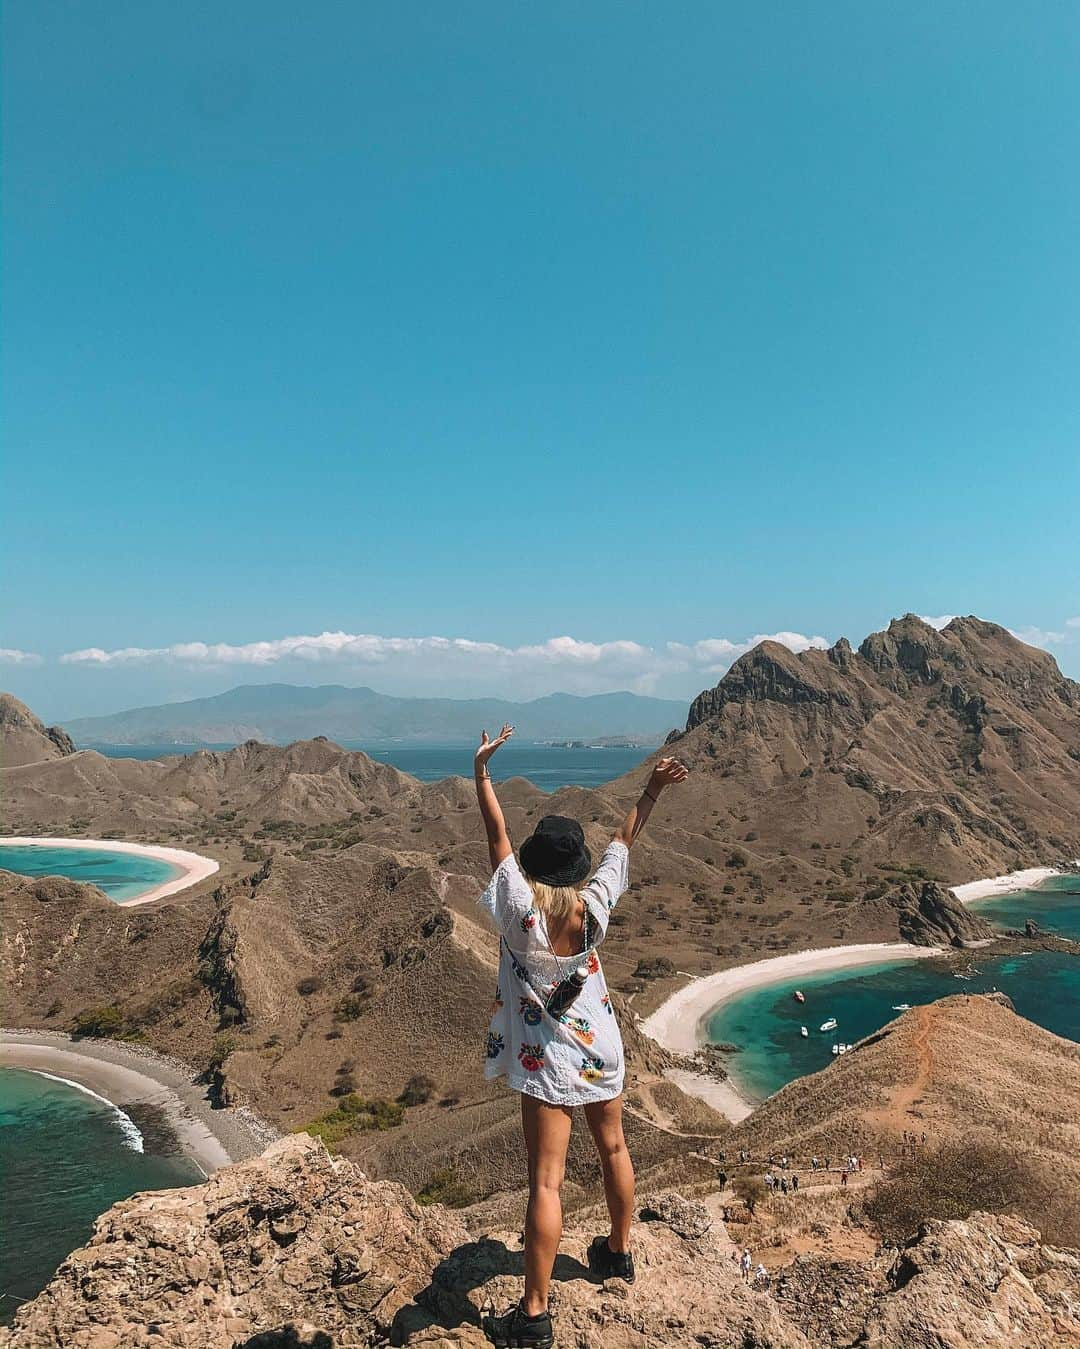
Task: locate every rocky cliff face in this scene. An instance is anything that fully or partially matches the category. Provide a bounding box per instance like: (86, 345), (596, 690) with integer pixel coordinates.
(887, 880), (997, 947)
(0, 692), (76, 768)
(4, 1133), (1078, 1348)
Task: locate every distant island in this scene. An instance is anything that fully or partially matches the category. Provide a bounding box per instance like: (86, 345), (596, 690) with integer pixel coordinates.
(64, 684), (685, 748)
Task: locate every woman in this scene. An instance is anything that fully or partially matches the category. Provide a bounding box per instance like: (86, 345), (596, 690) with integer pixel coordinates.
(473, 723), (688, 1348)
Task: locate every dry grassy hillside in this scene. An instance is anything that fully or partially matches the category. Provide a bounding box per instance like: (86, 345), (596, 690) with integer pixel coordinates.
(0, 852), (692, 1205)
(732, 993), (1080, 1178)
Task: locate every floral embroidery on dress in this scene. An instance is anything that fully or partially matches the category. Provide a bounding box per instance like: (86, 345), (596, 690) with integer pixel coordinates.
(601, 994), (612, 1014)
(586, 951), (601, 975)
(490, 984), (504, 1015)
(562, 1016), (595, 1046)
(519, 996), (543, 1026)
(509, 951), (529, 982)
(520, 907), (537, 932)
(518, 1043), (544, 1072)
(486, 1031), (504, 1059)
(579, 1053), (605, 1082)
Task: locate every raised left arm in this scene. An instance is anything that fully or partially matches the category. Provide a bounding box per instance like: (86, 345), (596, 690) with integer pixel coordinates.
(474, 724), (515, 872)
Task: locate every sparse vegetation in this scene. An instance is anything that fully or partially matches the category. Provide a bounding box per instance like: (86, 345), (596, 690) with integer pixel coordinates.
(398, 1073), (436, 1106)
(71, 1004), (128, 1038)
(301, 1094), (405, 1147)
(733, 1174), (767, 1213)
(417, 1165), (474, 1208)
(296, 975), (323, 996)
(865, 1137), (1075, 1248)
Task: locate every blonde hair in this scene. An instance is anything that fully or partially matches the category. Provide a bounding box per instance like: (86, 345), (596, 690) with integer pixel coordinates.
(525, 875), (583, 923)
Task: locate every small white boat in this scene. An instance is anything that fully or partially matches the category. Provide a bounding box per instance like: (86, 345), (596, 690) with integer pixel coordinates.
(832, 1042), (851, 1056)
(892, 1003), (912, 1011)
(800, 1026), (809, 1037)
(831, 1043), (840, 1055)
(820, 1017), (837, 1032)
(793, 990), (805, 1004)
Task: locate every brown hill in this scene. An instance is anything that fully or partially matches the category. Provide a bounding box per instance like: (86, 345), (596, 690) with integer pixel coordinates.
(4, 1131), (1078, 1348)
(0, 692), (76, 768)
(730, 994), (1080, 1235)
(662, 614), (1079, 879)
(0, 853), (690, 1205)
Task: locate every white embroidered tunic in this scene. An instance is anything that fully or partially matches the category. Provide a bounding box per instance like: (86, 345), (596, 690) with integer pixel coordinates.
(476, 841), (630, 1106)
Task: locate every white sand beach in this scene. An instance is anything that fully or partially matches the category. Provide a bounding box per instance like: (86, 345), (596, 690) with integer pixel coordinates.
(642, 942), (943, 1122)
(0, 836), (220, 906)
(950, 866), (1061, 904)
(0, 1031), (273, 1176)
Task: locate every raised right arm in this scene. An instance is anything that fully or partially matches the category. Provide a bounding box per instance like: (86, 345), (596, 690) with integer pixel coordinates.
(613, 756), (688, 848)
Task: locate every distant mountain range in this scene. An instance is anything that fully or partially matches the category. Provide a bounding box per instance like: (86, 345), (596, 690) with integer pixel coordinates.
(64, 684), (687, 747)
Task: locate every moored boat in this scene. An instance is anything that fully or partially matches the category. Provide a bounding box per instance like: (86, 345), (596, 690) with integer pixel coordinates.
(820, 1017), (837, 1032)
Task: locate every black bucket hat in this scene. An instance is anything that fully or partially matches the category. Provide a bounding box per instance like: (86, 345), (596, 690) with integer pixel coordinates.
(519, 815), (592, 887)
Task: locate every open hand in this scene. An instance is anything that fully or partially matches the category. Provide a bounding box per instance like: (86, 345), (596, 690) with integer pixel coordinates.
(647, 756), (689, 794)
(475, 724), (514, 771)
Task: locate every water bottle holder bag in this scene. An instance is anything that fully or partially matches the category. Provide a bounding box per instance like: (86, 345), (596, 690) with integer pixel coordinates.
(501, 907), (593, 1024)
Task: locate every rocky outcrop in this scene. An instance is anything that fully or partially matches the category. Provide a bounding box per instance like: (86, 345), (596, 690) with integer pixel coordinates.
(0, 691), (76, 767)
(0, 1134), (471, 1349)
(889, 880), (997, 947)
(860, 1212), (1080, 1348)
(5, 1136), (1079, 1348)
(685, 641), (850, 731)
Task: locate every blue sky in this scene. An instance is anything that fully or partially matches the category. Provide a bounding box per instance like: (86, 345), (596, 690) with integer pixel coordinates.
(3, 2), (1078, 720)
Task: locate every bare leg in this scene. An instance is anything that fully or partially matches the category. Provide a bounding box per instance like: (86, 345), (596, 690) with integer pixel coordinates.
(520, 1093), (573, 1317)
(584, 1094), (635, 1253)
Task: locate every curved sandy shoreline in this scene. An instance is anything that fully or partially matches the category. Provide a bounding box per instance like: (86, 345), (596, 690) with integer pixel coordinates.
(643, 864), (1063, 1122)
(950, 865), (1060, 904)
(0, 836), (220, 906)
(642, 943), (942, 1122)
(0, 1030), (275, 1176)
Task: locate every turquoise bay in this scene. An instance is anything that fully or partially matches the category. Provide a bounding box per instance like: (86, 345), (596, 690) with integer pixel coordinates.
(707, 877), (1080, 1103)
(0, 845), (181, 902)
(0, 1069), (201, 1323)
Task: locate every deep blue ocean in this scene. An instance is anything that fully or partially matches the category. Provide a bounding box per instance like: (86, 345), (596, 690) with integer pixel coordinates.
(707, 875), (1080, 1102)
(80, 740), (650, 790)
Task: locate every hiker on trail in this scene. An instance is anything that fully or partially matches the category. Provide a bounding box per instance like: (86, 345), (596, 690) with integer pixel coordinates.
(810, 1155), (818, 1170)
(741, 1249), (753, 1282)
(472, 724), (688, 1349)
(755, 1263), (769, 1288)
(841, 1169), (849, 1188)
(792, 1174), (799, 1192)
(780, 1177), (789, 1195)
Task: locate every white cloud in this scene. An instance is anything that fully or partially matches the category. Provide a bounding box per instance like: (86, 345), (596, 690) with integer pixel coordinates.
(0, 647), (42, 665)
(57, 627), (833, 695)
(918, 614), (956, 631)
(1067, 617), (1080, 629)
(1009, 625), (1066, 650)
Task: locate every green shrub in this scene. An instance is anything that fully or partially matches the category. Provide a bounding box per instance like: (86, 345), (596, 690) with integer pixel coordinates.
(301, 1094), (405, 1147)
(733, 1174), (767, 1213)
(208, 1032), (238, 1073)
(71, 1005), (126, 1038)
(296, 975), (323, 996)
(417, 1166), (474, 1208)
(398, 1073), (436, 1107)
(334, 994), (368, 1022)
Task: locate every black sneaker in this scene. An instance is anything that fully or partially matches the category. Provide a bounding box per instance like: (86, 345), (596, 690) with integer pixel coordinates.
(481, 1301), (555, 1348)
(587, 1234), (636, 1285)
